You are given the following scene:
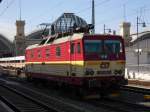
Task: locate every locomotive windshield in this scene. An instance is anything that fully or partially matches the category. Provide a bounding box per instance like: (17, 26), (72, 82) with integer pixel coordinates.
(84, 39), (123, 60)
(104, 40), (122, 54)
(84, 40), (102, 54)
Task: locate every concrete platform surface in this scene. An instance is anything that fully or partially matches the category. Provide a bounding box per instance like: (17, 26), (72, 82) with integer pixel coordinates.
(128, 79), (150, 89)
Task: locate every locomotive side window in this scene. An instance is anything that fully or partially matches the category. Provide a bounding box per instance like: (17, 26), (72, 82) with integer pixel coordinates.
(56, 47), (61, 56)
(30, 50), (34, 58)
(37, 50), (41, 58)
(71, 43), (75, 54)
(45, 48), (50, 58)
(77, 43), (81, 54)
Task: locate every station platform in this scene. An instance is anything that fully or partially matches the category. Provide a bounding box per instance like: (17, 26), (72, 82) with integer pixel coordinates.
(127, 79), (150, 89)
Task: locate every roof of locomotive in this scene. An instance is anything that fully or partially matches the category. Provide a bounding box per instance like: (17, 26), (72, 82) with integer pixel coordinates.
(84, 34), (122, 39)
(26, 33), (122, 50)
(26, 33), (84, 49)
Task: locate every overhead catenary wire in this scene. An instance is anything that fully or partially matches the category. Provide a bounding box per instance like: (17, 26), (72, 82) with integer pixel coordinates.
(29, 0), (112, 31)
(26, 0), (150, 35)
(76, 0), (111, 14)
(96, 3), (150, 26)
(0, 0), (15, 17)
(89, 0), (149, 32)
(28, 0), (66, 22)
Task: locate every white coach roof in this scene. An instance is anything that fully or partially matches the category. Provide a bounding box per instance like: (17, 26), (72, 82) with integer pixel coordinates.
(0, 56), (25, 61)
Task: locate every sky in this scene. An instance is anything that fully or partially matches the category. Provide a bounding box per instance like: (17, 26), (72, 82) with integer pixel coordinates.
(0, 0), (150, 41)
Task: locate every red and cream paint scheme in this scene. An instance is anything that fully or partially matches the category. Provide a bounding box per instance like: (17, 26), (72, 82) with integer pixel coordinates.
(25, 33), (127, 89)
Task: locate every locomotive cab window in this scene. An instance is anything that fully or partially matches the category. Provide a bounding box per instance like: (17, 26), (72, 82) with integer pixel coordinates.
(77, 43), (81, 54)
(104, 40), (122, 54)
(84, 40), (102, 55)
(56, 47), (61, 56)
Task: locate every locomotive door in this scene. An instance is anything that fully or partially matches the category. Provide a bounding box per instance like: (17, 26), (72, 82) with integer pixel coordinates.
(70, 42), (77, 76)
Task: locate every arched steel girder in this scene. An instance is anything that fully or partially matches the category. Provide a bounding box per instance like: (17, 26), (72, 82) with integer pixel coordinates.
(0, 34), (13, 52)
(26, 29), (49, 39)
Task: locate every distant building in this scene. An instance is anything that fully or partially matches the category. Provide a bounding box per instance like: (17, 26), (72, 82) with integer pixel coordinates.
(126, 31), (150, 65)
(119, 22), (150, 80)
(25, 29), (46, 47)
(125, 31), (150, 80)
(13, 21), (45, 56)
(14, 20), (26, 56)
(13, 13), (89, 56)
(119, 22), (132, 46)
(0, 34), (13, 57)
(52, 13), (88, 34)
(119, 22), (150, 65)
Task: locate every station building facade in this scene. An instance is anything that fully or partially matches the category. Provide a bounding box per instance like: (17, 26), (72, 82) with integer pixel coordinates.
(126, 31), (150, 65)
(120, 22), (150, 80)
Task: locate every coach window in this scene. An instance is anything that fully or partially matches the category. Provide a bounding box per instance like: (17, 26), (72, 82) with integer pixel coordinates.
(77, 43), (81, 54)
(56, 47), (61, 56)
(71, 43), (75, 54)
(37, 50), (41, 58)
(45, 48), (50, 58)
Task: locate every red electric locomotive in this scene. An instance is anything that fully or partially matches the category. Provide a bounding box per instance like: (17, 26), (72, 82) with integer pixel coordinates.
(25, 31), (127, 96)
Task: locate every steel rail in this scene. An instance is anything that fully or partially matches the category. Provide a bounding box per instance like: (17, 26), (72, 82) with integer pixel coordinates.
(88, 98), (150, 112)
(0, 84), (58, 112)
(121, 85), (150, 95)
(0, 82), (87, 112)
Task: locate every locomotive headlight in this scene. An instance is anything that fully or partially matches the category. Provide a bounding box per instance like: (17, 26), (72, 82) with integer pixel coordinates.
(85, 68), (94, 76)
(101, 54), (108, 59)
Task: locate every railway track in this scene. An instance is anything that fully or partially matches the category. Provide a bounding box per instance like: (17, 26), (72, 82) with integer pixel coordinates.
(0, 84), (58, 112)
(121, 85), (150, 94)
(6, 81), (149, 112)
(0, 81), (93, 112)
(0, 76), (149, 112)
(84, 85), (150, 112)
(88, 98), (150, 112)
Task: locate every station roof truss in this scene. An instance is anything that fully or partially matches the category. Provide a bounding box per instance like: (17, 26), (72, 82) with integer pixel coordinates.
(0, 34), (13, 53)
(52, 13), (88, 34)
(130, 31), (150, 46)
